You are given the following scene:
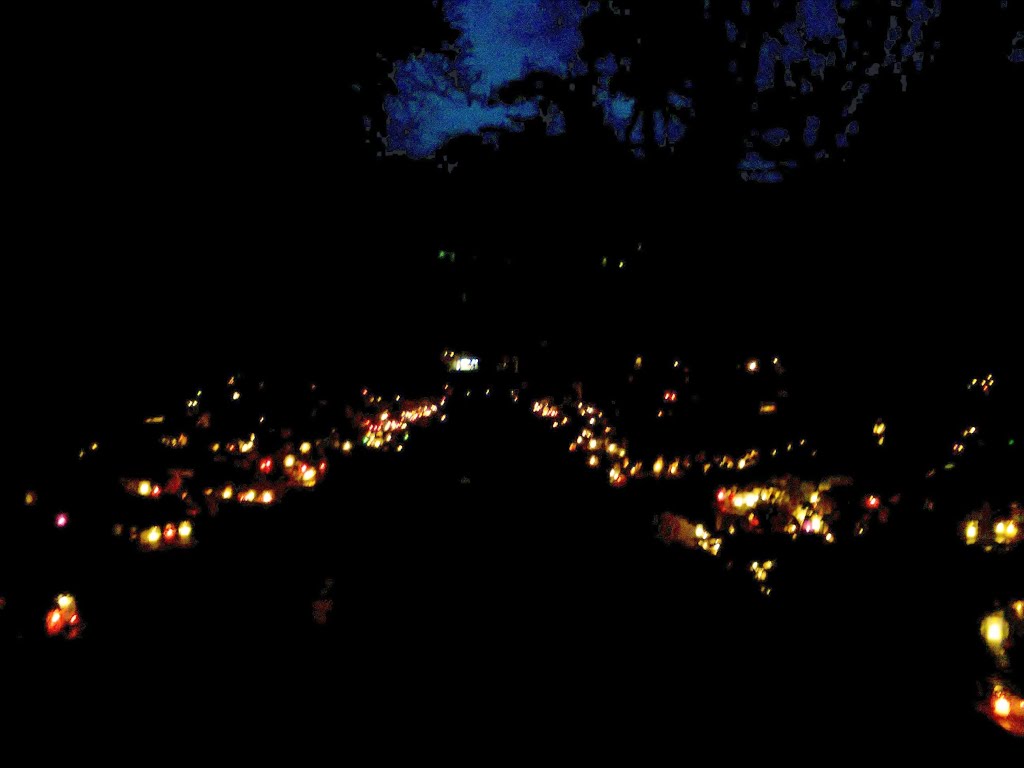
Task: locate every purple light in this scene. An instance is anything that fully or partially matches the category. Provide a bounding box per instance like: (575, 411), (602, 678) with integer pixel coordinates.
(55, 513), (68, 528)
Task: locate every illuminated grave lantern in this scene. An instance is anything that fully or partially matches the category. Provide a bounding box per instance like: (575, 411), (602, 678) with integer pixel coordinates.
(446, 351), (480, 373)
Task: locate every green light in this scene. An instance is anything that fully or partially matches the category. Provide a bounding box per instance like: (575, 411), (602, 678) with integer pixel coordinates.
(601, 257), (607, 267)
(439, 251), (446, 260)
(1010, 439), (1016, 446)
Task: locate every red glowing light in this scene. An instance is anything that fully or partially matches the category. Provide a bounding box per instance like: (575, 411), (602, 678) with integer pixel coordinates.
(69, 613), (79, 625)
(663, 390), (678, 403)
(151, 485), (162, 498)
(717, 489), (727, 503)
(612, 474), (628, 488)
(55, 513), (68, 528)
(866, 496), (880, 510)
(47, 610), (63, 635)
(750, 516), (760, 528)
(259, 457), (274, 474)
(163, 525), (176, 541)
(318, 461), (328, 474)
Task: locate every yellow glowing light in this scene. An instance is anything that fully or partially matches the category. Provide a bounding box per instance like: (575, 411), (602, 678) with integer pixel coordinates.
(809, 491), (820, 505)
(138, 480), (152, 497)
(284, 455), (296, 468)
(210, 442), (220, 452)
(994, 696), (1011, 718)
(653, 457), (664, 476)
(995, 521), (1006, 535)
(221, 486), (234, 500)
(146, 527), (161, 544)
(342, 441), (353, 453)
(239, 440), (254, 453)
(57, 595), (72, 610)
(746, 359), (759, 372)
(825, 533), (835, 543)
(695, 524), (707, 539)
(965, 521), (979, 543)
(232, 391), (241, 400)
(588, 439), (599, 451)
(810, 515), (823, 533)
(261, 490), (274, 504)
(300, 442), (312, 454)
(25, 491), (36, 506)
(1007, 521), (1018, 539)
(588, 455), (599, 468)
(302, 468), (317, 483)
(634, 356), (643, 369)
(1013, 601), (1024, 620)
(607, 443), (618, 454)
(982, 613), (1009, 646)
(179, 521), (192, 539)
(744, 491), (759, 508)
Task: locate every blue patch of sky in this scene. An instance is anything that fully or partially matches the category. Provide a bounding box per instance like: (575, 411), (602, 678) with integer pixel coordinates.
(383, 0), (595, 157)
(593, 54), (638, 142)
(667, 91), (693, 110)
(545, 103), (567, 135)
(384, 53), (542, 158)
(445, 0), (593, 99)
(761, 127), (790, 146)
(738, 151), (784, 183)
(667, 115), (687, 144)
(803, 115), (821, 146)
(653, 110), (666, 145)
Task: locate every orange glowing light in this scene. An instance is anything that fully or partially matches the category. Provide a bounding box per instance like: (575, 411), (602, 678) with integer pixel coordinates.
(994, 696), (1011, 718)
